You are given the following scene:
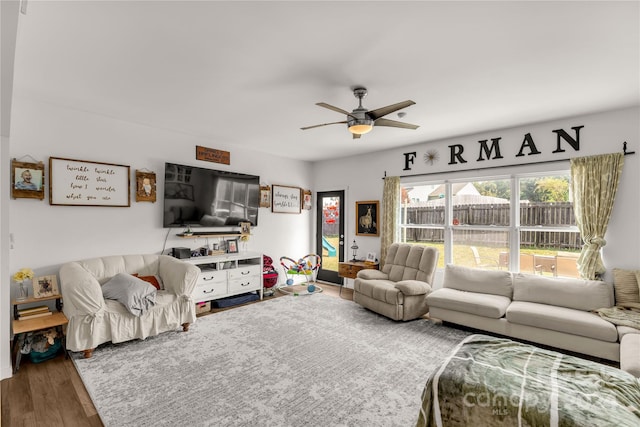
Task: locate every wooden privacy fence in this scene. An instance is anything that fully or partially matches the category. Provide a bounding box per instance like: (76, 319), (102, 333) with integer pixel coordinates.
(403, 202), (582, 249)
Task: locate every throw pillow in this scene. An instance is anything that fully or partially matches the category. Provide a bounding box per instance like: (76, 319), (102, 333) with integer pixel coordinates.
(132, 274), (164, 290)
(612, 269), (640, 305)
(102, 273), (157, 317)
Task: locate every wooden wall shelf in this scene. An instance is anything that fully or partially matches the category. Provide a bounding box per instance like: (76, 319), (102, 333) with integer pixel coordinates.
(177, 232), (241, 238)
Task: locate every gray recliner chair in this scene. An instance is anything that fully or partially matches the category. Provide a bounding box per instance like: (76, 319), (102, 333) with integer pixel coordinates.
(353, 243), (439, 321)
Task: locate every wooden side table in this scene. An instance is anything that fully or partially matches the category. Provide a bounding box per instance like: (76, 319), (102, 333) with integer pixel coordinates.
(338, 261), (379, 294)
(12, 295), (68, 373)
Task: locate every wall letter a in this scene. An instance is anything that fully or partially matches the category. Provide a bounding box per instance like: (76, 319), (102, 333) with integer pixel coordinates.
(515, 133), (542, 157)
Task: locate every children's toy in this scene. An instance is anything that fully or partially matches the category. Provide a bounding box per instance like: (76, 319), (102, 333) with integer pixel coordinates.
(279, 254), (323, 295)
(263, 255), (279, 296)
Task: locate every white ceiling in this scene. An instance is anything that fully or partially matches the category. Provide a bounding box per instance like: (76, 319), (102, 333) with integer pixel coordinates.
(12, 1), (640, 162)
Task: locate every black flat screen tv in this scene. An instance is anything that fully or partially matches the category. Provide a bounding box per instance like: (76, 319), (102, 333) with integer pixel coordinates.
(163, 162), (259, 228)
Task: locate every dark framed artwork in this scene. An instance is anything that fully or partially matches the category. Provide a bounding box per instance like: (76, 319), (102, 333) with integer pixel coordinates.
(355, 200), (379, 236)
(227, 238), (239, 253)
(12, 160), (45, 200)
(135, 170), (156, 202)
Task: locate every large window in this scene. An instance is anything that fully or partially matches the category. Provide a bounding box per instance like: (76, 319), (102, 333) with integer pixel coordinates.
(400, 172), (581, 277)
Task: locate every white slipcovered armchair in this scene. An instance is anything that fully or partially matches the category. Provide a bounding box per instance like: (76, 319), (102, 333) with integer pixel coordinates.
(59, 254), (199, 358)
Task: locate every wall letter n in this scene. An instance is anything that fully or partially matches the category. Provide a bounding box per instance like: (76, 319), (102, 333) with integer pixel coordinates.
(552, 125), (584, 153)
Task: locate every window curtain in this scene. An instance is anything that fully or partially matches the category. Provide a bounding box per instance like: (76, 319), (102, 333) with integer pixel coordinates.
(380, 176), (400, 267)
(570, 152), (624, 280)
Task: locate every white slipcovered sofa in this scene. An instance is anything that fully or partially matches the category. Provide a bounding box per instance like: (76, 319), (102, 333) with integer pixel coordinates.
(59, 254), (200, 358)
(354, 243), (438, 321)
(427, 264), (640, 376)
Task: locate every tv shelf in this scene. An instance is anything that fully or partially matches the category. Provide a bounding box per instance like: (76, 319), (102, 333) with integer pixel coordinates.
(177, 231), (241, 238)
(184, 251), (264, 306)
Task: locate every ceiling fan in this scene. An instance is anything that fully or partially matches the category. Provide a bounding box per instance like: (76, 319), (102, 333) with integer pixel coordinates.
(301, 87), (419, 139)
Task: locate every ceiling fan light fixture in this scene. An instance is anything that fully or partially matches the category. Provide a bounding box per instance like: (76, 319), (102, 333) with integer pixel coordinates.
(303, 87), (417, 137)
(348, 119), (373, 135)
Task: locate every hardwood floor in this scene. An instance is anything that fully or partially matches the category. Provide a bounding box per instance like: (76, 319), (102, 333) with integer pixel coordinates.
(1, 283), (353, 427)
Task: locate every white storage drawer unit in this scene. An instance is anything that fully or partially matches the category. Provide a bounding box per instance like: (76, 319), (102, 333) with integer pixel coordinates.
(229, 264), (261, 280)
(186, 252), (263, 303)
(193, 280), (227, 301)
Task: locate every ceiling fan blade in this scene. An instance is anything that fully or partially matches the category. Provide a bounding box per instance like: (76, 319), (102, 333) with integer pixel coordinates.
(301, 121), (347, 130)
(352, 133), (361, 140)
(368, 100), (416, 120)
(316, 102), (351, 116)
(374, 118), (419, 130)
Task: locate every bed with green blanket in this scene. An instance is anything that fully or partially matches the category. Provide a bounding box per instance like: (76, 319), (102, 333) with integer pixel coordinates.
(416, 335), (640, 427)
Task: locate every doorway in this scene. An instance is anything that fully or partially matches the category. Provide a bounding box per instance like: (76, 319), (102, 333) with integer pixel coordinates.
(316, 190), (345, 284)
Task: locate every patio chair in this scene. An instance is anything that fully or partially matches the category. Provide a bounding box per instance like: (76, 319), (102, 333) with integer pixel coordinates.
(519, 253), (542, 275)
(555, 255), (580, 278)
(471, 246), (500, 269)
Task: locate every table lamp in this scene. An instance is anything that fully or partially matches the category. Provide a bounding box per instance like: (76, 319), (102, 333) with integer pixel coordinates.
(350, 240), (359, 262)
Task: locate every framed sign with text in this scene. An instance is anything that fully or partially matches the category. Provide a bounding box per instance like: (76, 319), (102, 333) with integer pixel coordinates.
(271, 185), (301, 213)
(49, 157), (130, 206)
(196, 145), (230, 165)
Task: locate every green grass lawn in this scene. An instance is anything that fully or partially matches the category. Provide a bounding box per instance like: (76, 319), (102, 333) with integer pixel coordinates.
(321, 236), (340, 272)
(320, 236), (579, 276)
(426, 243), (560, 265)
(407, 242), (579, 276)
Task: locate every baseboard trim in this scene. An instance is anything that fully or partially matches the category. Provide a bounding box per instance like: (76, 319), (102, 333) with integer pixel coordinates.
(1, 363), (13, 380)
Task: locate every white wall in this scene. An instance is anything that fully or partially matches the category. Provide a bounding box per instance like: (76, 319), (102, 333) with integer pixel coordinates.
(1, 0), (20, 382)
(8, 96), (315, 273)
(314, 107), (640, 286)
(1, 135), (10, 381)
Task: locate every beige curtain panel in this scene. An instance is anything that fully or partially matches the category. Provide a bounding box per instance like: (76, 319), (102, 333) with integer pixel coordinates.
(380, 176), (400, 267)
(570, 152), (624, 280)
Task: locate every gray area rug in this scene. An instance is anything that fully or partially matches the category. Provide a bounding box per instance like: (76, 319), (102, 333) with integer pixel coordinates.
(73, 294), (471, 427)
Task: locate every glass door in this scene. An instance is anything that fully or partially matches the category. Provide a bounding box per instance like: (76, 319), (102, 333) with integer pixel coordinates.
(316, 190), (345, 284)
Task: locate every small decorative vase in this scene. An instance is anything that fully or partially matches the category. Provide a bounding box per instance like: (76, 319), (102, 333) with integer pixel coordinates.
(17, 281), (28, 301)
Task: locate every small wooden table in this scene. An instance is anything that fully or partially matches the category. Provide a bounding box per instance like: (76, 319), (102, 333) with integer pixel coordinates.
(338, 261), (379, 295)
(12, 295), (68, 373)
(338, 261), (379, 279)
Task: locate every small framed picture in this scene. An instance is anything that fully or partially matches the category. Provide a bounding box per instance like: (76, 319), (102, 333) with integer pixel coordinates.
(239, 221), (251, 235)
(356, 200), (379, 236)
(33, 275), (59, 298)
(12, 160), (45, 200)
(135, 170), (156, 202)
(366, 252), (377, 263)
(303, 190), (312, 210)
(259, 185), (271, 208)
(227, 239), (239, 254)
